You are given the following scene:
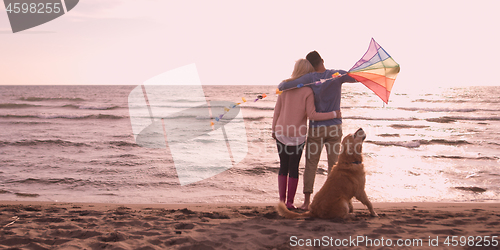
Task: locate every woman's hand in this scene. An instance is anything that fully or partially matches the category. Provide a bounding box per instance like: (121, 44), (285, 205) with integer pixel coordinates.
(272, 131), (277, 140)
(334, 110), (342, 118)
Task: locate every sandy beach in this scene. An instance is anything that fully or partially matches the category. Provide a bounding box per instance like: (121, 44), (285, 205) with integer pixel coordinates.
(1, 201), (499, 249)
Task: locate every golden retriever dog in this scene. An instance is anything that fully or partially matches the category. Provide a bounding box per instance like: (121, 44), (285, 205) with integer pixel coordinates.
(277, 128), (378, 219)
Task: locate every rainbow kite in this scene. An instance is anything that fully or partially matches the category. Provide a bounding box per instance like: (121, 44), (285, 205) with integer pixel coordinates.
(348, 38), (400, 104)
(279, 38), (400, 104)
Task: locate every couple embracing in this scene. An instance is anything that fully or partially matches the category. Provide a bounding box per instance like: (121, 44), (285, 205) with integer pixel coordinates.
(272, 51), (357, 210)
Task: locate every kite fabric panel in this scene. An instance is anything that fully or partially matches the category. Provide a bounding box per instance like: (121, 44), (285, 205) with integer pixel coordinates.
(348, 38), (400, 104)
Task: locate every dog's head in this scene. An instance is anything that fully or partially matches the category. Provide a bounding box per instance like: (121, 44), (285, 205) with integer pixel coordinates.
(338, 128), (366, 165)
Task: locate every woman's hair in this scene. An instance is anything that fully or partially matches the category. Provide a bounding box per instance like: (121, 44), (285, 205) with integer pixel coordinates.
(283, 59), (315, 82)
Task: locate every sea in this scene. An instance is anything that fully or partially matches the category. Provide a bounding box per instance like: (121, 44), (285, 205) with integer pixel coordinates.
(0, 84), (499, 204)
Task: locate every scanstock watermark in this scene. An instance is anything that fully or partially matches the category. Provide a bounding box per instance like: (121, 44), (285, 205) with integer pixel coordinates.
(3, 0), (79, 33)
(128, 64), (249, 186)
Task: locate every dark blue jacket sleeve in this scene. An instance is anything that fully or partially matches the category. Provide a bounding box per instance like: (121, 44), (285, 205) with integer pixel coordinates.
(277, 74), (314, 91)
(338, 70), (357, 83)
(330, 70), (357, 83)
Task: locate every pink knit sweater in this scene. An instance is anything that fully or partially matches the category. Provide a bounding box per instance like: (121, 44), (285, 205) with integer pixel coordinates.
(272, 87), (337, 138)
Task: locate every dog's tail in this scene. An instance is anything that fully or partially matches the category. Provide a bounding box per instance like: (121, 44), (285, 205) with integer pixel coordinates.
(276, 202), (311, 219)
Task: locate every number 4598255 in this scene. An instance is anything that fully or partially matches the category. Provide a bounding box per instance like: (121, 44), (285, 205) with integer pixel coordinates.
(443, 236), (498, 247)
(6, 3), (62, 14)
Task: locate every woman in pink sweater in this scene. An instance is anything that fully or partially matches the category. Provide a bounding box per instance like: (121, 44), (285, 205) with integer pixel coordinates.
(272, 59), (340, 209)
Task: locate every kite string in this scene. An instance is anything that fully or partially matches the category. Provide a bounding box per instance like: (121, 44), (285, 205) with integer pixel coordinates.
(211, 73), (343, 125)
(279, 72), (344, 92)
(210, 93), (269, 126)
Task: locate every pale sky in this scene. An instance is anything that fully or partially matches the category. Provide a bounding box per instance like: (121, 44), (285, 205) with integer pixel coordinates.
(0, 0), (499, 92)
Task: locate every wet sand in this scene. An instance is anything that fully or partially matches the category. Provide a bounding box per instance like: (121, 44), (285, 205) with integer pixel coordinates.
(1, 201), (499, 249)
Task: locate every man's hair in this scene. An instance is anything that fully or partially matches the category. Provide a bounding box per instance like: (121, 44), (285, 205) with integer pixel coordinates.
(306, 51), (323, 68)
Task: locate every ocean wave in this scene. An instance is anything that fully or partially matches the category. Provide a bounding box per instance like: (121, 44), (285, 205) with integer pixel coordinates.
(412, 99), (467, 103)
(0, 114), (39, 119)
(425, 155), (499, 160)
(15, 192), (40, 197)
(341, 105), (386, 110)
(101, 160), (141, 167)
(5, 177), (119, 188)
(161, 115), (206, 120)
(454, 187), (487, 193)
(443, 116), (500, 121)
(107, 154), (141, 159)
(425, 117), (457, 123)
(9, 177), (80, 185)
(108, 141), (139, 147)
(389, 124), (429, 129)
(149, 114), (244, 120)
(1, 139), (89, 147)
(168, 98), (206, 103)
(366, 140), (421, 148)
(242, 117), (266, 121)
(241, 105), (421, 111)
(413, 99), (500, 104)
(367, 139), (471, 148)
(96, 193), (119, 196)
(398, 107), (494, 112)
(2, 121), (51, 125)
(0, 103), (40, 108)
(0, 103), (122, 110)
(19, 97), (85, 102)
(38, 114), (124, 119)
(63, 104), (122, 110)
(0, 114), (125, 120)
(4, 176), (179, 190)
(425, 116), (500, 123)
(241, 106), (275, 111)
(420, 139), (471, 145)
(377, 133), (400, 137)
(345, 116), (419, 121)
(230, 165), (280, 176)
